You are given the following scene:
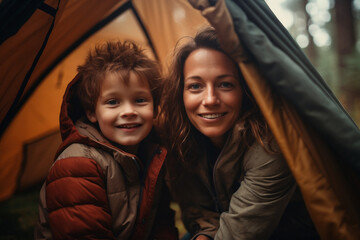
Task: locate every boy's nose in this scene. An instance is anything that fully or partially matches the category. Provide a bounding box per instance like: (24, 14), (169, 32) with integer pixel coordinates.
(120, 102), (137, 118)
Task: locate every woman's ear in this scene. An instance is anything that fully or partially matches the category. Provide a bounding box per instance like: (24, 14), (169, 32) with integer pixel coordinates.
(86, 111), (97, 123)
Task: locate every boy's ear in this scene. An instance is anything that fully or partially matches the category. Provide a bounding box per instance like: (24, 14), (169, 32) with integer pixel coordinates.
(86, 111), (97, 123)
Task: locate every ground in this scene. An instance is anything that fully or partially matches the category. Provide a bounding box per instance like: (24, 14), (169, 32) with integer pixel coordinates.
(0, 186), (186, 239)
(0, 186), (40, 240)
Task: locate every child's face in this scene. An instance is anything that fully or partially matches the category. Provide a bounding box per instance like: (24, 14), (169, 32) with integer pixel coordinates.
(87, 71), (154, 153)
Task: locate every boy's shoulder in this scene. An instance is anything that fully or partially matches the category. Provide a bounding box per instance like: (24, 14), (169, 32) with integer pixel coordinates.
(56, 142), (113, 165)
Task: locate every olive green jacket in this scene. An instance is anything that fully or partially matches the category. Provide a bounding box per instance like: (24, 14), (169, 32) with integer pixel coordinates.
(170, 123), (309, 239)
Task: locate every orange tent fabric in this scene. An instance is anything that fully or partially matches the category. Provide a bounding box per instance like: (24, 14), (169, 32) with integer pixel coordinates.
(0, 0), (208, 201)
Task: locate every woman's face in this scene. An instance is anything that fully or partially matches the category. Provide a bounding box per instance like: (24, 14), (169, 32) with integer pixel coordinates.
(183, 48), (243, 148)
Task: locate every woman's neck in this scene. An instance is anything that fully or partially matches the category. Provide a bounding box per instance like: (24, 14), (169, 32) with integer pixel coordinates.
(209, 133), (228, 150)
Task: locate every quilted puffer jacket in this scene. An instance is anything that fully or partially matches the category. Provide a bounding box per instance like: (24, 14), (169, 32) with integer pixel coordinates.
(35, 75), (178, 240)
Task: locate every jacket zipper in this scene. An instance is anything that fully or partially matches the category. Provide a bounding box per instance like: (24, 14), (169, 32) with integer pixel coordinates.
(135, 147), (161, 225)
(200, 151), (223, 214)
(211, 149), (225, 213)
(93, 139), (145, 220)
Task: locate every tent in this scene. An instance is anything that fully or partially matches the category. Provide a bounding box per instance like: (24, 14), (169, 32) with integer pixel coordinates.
(1, 0), (359, 238)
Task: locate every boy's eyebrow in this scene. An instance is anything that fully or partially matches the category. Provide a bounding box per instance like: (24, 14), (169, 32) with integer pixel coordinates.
(100, 89), (152, 97)
(133, 89), (152, 95)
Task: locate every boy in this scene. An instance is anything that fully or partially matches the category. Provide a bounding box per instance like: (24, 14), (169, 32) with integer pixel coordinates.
(35, 41), (178, 239)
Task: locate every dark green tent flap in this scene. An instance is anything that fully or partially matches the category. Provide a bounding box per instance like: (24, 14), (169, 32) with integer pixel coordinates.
(191, 0), (360, 238)
(225, 0), (360, 172)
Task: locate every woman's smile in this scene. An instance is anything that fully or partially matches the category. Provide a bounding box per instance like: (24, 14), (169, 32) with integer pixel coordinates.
(198, 113), (227, 119)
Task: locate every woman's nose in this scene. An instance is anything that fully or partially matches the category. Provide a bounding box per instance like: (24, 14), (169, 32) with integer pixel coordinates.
(202, 88), (220, 106)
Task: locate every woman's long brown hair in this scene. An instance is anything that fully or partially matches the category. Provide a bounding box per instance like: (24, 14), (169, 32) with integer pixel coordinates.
(158, 27), (275, 169)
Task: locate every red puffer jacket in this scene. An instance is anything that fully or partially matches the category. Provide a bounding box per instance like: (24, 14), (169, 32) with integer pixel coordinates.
(35, 75), (178, 240)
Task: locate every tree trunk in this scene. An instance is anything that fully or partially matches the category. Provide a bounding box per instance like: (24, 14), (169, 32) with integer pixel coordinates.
(334, 0), (356, 67)
(302, 0), (316, 64)
(334, 0), (357, 115)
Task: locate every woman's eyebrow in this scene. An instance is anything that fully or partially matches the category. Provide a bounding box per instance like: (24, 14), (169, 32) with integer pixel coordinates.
(184, 75), (202, 81)
(217, 74), (237, 79)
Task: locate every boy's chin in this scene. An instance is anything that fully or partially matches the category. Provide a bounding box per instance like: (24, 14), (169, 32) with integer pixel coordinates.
(111, 141), (141, 155)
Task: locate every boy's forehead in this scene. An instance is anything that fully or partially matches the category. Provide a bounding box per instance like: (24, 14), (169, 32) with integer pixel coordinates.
(102, 70), (150, 87)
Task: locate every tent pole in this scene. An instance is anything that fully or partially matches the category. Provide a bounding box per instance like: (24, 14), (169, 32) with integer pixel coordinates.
(130, 2), (160, 61)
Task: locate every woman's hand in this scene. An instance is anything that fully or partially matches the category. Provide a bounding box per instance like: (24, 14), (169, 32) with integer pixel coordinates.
(195, 235), (212, 240)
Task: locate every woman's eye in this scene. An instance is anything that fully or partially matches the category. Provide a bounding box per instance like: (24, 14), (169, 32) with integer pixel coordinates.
(187, 83), (202, 90)
(219, 82), (234, 88)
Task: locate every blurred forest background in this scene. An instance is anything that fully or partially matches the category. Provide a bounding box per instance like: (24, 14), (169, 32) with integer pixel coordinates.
(267, 0), (360, 124)
(0, 0), (359, 239)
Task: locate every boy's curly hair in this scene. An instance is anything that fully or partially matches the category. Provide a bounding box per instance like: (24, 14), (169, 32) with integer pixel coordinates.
(77, 41), (161, 116)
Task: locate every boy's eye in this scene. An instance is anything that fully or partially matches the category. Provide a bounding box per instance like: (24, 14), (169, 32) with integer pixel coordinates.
(106, 99), (119, 105)
(135, 98), (147, 104)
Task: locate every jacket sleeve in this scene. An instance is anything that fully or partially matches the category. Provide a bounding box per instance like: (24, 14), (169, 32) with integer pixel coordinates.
(45, 156), (115, 240)
(151, 182), (179, 240)
(184, 207), (220, 240)
(215, 143), (296, 240)
(34, 183), (52, 240)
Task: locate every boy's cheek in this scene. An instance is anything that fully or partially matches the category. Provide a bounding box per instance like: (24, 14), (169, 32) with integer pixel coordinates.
(140, 108), (155, 125)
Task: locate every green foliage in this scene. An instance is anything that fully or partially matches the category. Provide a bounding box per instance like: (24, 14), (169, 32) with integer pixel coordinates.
(171, 202), (187, 238)
(343, 52), (360, 90)
(314, 47), (340, 93)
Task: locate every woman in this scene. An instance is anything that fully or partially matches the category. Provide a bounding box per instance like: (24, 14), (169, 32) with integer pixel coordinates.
(159, 27), (319, 240)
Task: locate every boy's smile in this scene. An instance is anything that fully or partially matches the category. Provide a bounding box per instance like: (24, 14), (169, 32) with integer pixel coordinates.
(87, 71), (154, 153)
